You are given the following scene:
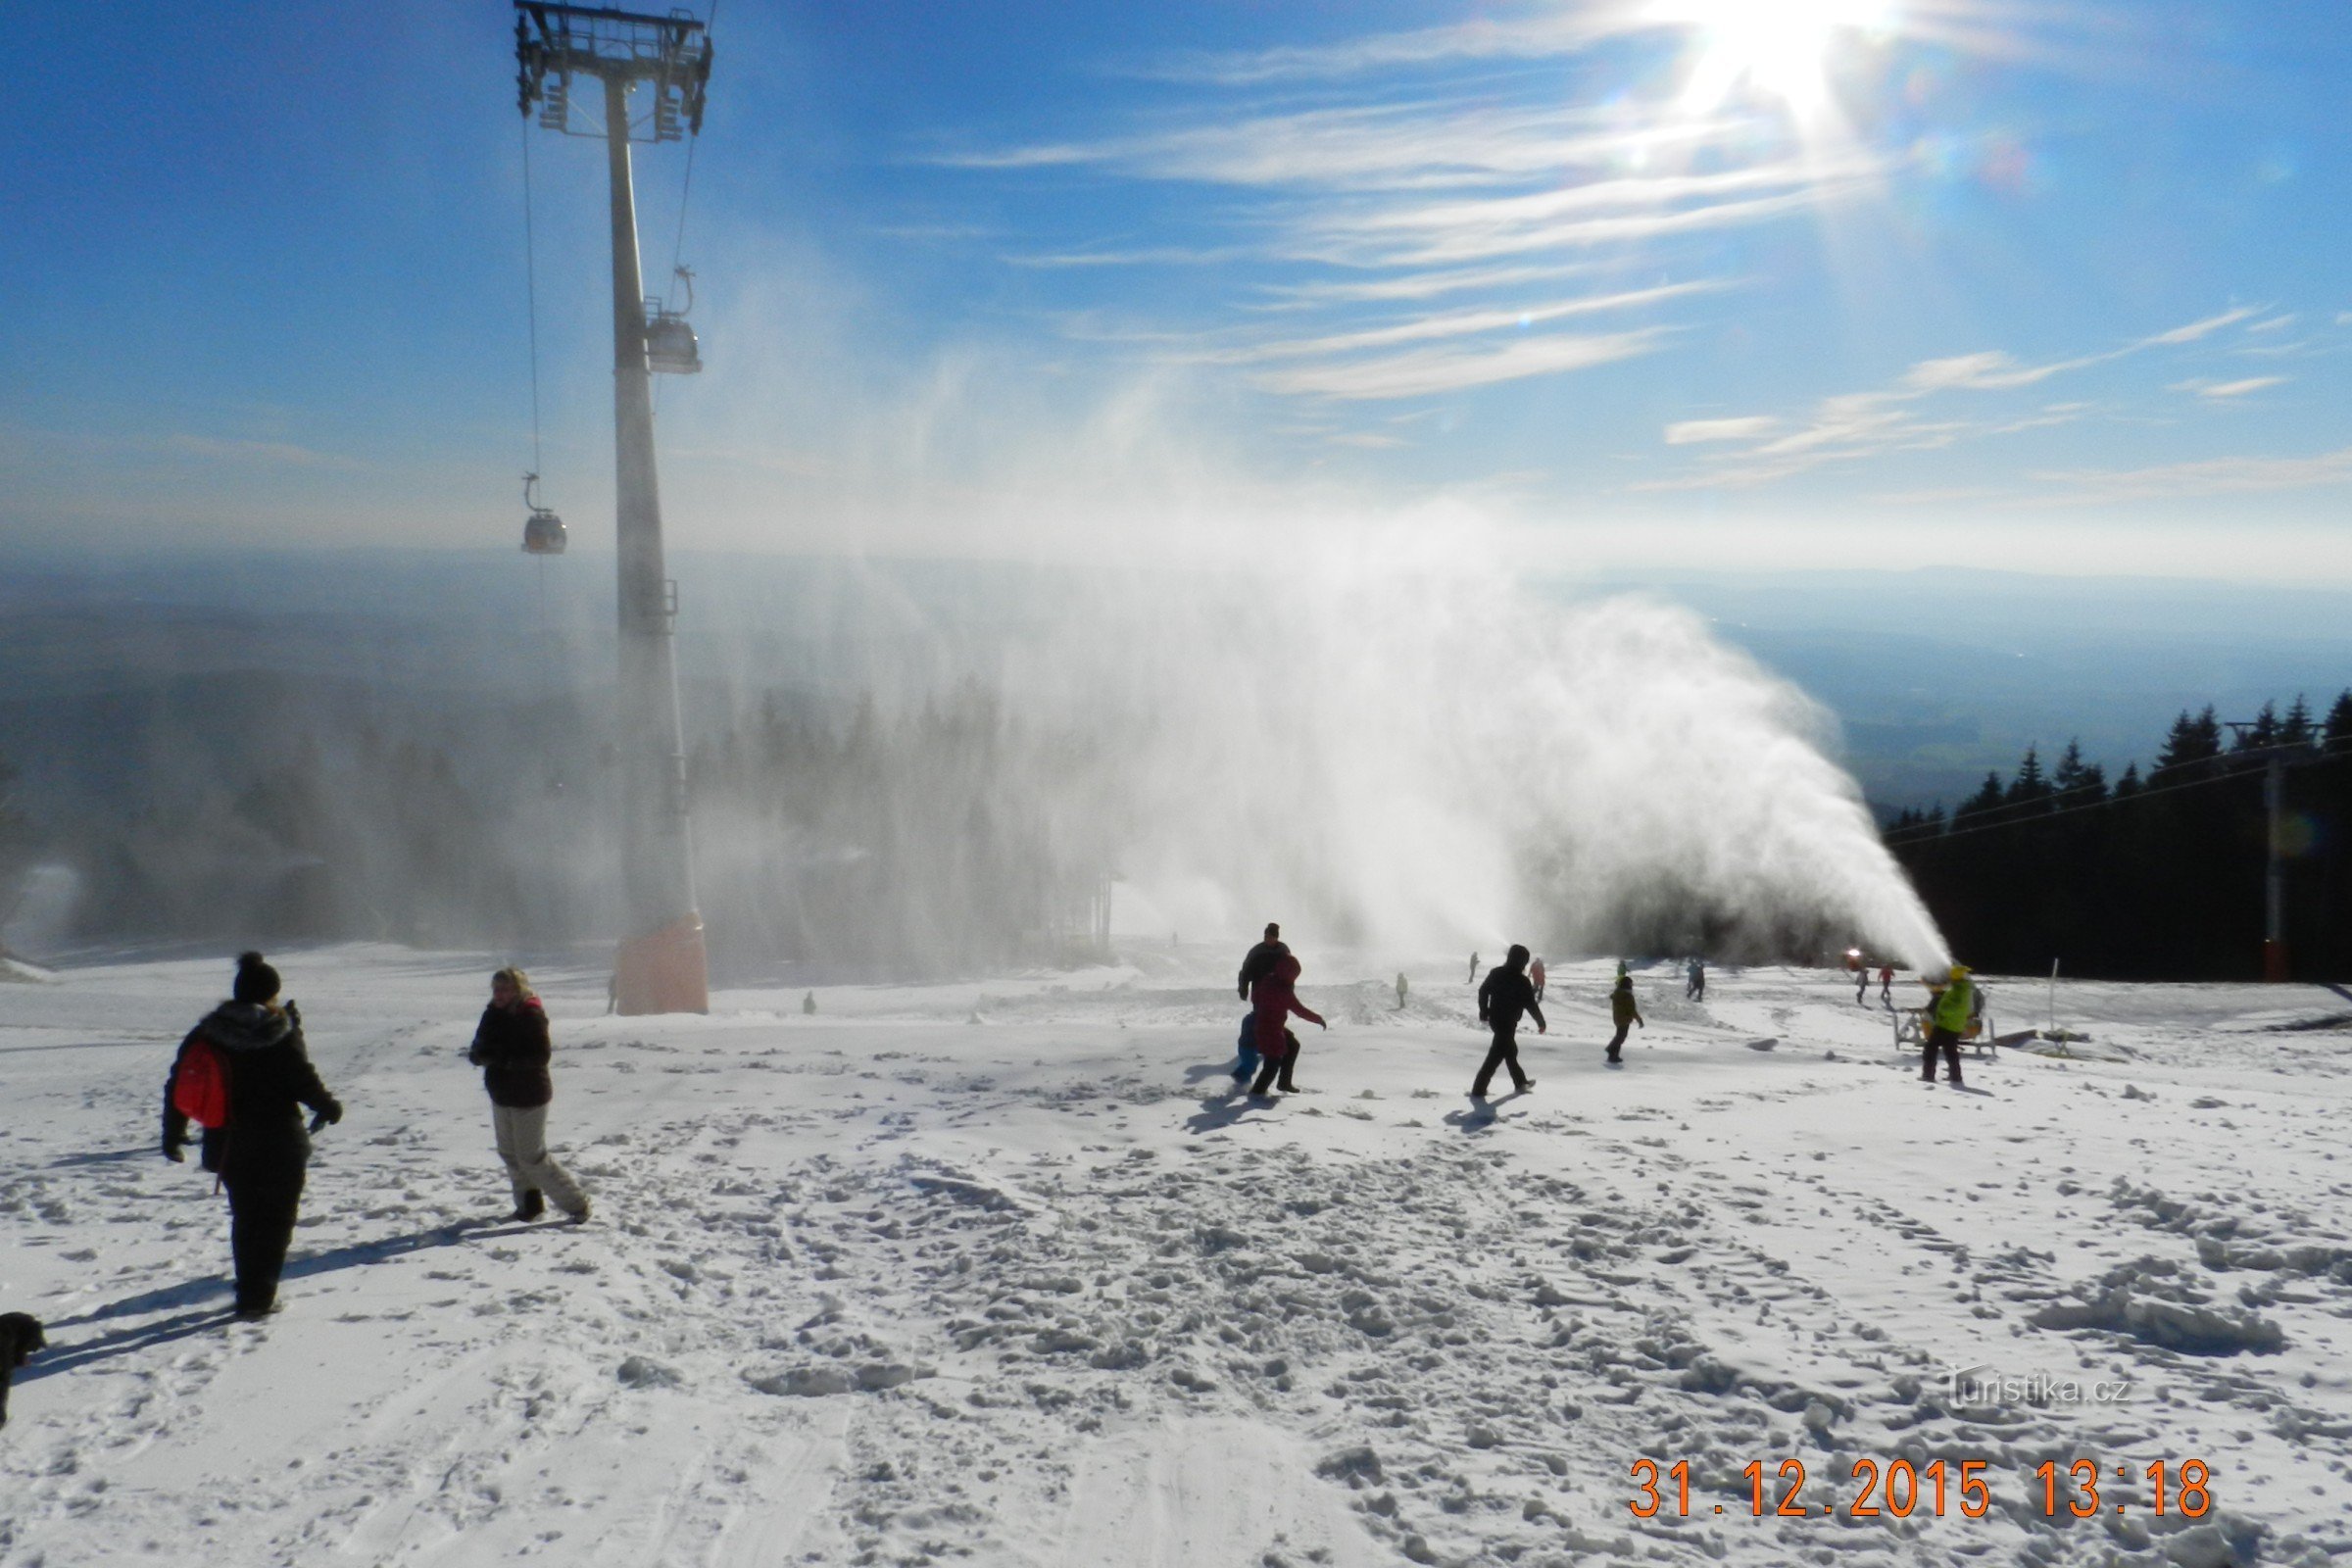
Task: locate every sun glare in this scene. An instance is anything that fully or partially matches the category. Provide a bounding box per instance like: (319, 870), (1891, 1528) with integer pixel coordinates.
(1663, 0), (1893, 117)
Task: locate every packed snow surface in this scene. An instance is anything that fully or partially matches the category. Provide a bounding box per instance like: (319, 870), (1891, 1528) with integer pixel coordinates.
(5, 947), (2350, 1566)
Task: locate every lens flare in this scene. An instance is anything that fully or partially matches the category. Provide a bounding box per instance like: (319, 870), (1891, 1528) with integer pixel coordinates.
(1660, 0), (1893, 117)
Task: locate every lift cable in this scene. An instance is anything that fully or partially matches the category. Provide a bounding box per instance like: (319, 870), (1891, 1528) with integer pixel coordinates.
(521, 115), (547, 487)
(1882, 735), (2349, 849)
(664, 0), (719, 301)
(653, 0), (717, 417)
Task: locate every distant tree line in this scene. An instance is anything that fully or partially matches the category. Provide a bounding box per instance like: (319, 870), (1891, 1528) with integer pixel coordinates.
(1886, 692), (2352, 980)
(686, 681), (1117, 976)
(24, 681), (1113, 979)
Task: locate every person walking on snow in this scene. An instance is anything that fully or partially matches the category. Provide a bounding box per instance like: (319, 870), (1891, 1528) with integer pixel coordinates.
(1878, 963), (1894, 1004)
(162, 952), (343, 1320)
(1686, 957), (1706, 1002)
(1472, 945), (1546, 1098)
(1605, 972), (1644, 1064)
(1530, 956), (1546, 1002)
(1250, 953), (1325, 1095)
(1855, 961), (1872, 1005)
(1921, 964), (1974, 1086)
(468, 967), (591, 1223)
(1395, 971), (1408, 1010)
(1467, 952), (1480, 985)
(1239, 922), (1290, 1001)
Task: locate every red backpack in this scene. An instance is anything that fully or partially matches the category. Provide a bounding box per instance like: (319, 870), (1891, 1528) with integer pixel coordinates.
(172, 1038), (232, 1130)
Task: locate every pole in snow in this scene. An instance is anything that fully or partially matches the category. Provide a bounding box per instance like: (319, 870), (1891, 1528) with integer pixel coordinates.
(2222, 722), (2306, 984)
(515, 2), (713, 1014)
(2262, 754), (2287, 983)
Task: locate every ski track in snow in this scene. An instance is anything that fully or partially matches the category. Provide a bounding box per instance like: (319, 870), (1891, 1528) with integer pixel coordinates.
(4, 948), (2352, 1565)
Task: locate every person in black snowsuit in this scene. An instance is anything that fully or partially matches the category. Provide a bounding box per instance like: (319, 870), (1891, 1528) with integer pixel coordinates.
(1472, 944), (1546, 1098)
(1237, 922), (1290, 1000)
(162, 952), (342, 1320)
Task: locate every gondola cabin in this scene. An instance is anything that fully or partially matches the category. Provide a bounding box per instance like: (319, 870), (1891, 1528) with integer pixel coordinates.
(645, 308), (701, 374)
(522, 507), (567, 556)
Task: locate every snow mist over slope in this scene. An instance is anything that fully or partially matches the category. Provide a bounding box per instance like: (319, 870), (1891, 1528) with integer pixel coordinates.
(728, 543), (1950, 969)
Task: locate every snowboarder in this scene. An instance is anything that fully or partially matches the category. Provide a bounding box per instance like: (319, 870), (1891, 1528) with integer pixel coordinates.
(1250, 954), (1325, 1095)
(161, 952), (343, 1320)
(1472, 945), (1546, 1098)
(1686, 957), (1706, 1002)
(1239, 922), (1290, 1001)
(1605, 972), (1644, 1064)
(466, 967), (590, 1224)
(1920, 963), (1974, 1086)
(1530, 956), (1547, 1002)
(1467, 952), (1480, 985)
(1878, 963), (1894, 1004)
(1395, 971), (1408, 1009)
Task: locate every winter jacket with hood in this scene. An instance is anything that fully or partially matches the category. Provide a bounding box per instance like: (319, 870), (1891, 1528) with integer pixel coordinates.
(1478, 964), (1546, 1035)
(1609, 979), (1643, 1029)
(1250, 954), (1323, 1053)
(163, 1001), (341, 1174)
(468, 997), (555, 1109)
(1930, 975), (1975, 1033)
(1237, 939), (1291, 1001)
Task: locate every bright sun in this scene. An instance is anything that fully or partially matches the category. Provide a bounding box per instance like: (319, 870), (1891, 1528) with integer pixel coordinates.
(1661, 0), (1892, 117)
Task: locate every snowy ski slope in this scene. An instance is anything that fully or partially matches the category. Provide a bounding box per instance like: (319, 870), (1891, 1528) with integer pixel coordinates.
(4, 947), (2348, 1566)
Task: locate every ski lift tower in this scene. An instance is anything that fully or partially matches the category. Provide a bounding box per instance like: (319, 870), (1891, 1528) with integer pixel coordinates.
(514, 2), (713, 1013)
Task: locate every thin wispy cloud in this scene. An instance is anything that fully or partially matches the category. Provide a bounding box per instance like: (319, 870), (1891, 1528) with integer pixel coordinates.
(950, 13), (1887, 417)
(1665, 416), (1779, 445)
(1251, 327), (1671, 401)
(1647, 306), (2279, 489)
(1224, 282), (1720, 366)
(2039, 444), (2352, 504)
(2171, 375), (2285, 399)
(1143, 8), (1653, 86)
(166, 433), (357, 470)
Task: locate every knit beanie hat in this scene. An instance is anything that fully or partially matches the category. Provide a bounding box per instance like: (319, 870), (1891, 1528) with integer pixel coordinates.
(232, 951), (281, 1005)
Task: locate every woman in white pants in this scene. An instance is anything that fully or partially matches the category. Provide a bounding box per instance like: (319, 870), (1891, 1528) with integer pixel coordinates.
(467, 967), (589, 1223)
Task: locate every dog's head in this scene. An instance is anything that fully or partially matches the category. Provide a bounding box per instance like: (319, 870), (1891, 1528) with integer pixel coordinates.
(0, 1312), (44, 1368)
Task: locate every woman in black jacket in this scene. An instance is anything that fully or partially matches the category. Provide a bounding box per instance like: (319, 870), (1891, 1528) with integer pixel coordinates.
(467, 967), (589, 1223)
(162, 952), (343, 1320)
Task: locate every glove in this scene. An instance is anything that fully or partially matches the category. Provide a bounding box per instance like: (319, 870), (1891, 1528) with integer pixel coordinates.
(466, 1045), (484, 1066)
(318, 1100), (343, 1127)
(163, 1138), (187, 1163)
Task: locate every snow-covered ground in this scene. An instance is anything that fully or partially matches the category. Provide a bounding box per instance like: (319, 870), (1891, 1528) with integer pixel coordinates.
(5, 946), (2351, 1567)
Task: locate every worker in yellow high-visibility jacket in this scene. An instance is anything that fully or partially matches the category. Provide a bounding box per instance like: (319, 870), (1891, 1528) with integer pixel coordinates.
(1921, 963), (1974, 1086)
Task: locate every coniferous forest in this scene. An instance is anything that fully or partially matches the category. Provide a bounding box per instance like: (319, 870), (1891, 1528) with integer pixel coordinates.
(1886, 693), (2352, 982)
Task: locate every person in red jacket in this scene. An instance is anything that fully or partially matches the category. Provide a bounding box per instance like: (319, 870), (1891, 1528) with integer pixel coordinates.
(467, 967), (590, 1223)
(1249, 953), (1326, 1095)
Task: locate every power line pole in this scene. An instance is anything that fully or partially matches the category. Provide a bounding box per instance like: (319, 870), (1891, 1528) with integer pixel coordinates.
(2224, 722), (2311, 983)
(515, 2), (713, 1014)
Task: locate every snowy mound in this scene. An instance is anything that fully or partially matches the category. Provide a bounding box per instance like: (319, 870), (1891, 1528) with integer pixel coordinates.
(0, 953), (56, 984)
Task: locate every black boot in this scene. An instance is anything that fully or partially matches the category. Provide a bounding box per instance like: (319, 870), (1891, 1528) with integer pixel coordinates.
(512, 1189), (545, 1222)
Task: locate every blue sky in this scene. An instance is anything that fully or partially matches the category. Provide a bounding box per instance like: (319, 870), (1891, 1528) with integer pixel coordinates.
(6, 1), (2352, 576)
